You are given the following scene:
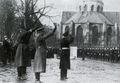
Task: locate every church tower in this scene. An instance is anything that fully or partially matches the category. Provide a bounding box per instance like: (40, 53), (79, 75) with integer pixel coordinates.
(79, 0), (104, 12)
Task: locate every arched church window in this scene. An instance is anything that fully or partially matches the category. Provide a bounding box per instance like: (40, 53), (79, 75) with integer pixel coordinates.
(84, 5), (87, 11)
(91, 5), (94, 11)
(101, 7), (103, 12)
(106, 27), (112, 45)
(97, 5), (100, 12)
(65, 26), (69, 32)
(72, 25), (75, 37)
(76, 25), (84, 47)
(79, 6), (81, 11)
(92, 26), (99, 45)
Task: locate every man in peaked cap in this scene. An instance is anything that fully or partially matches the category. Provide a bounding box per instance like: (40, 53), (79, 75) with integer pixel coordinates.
(60, 27), (74, 80)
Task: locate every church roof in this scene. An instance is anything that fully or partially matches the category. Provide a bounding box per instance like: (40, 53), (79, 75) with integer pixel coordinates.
(61, 11), (120, 26)
(61, 11), (76, 24)
(64, 12), (113, 25)
(79, 12), (113, 25)
(103, 12), (120, 25)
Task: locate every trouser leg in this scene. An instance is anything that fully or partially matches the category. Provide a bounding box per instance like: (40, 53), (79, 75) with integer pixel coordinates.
(82, 56), (85, 60)
(61, 68), (67, 80)
(60, 69), (64, 80)
(2, 53), (7, 65)
(22, 66), (26, 75)
(64, 69), (67, 79)
(35, 72), (40, 81)
(2, 59), (7, 65)
(17, 67), (22, 77)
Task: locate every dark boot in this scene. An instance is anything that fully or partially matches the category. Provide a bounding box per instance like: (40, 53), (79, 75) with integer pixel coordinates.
(65, 69), (68, 79)
(17, 67), (22, 80)
(21, 66), (27, 80)
(60, 69), (67, 80)
(35, 72), (40, 81)
(60, 69), (65, 80)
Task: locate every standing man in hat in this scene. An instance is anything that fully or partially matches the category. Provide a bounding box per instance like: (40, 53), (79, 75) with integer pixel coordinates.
(33, 23), (57, 83)
(60, 26), (74, 80)
(82, 48), (86, 60)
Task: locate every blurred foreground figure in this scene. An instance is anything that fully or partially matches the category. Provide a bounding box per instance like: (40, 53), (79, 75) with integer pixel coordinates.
(60, 26), (74, 80)
(2, 36), (11, 66)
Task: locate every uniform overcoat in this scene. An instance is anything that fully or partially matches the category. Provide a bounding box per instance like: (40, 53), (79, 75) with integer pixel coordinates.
(60, 35), (73, 69)
(33, 31), (55, 73)
(15, 31), (32, 67)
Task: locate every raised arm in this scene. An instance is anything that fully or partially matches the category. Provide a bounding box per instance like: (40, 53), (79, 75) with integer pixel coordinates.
(30, 26), (44, 33)
(43, 23), (57, 40)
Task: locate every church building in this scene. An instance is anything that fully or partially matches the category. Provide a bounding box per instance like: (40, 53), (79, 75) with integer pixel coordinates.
(61, 0), (120, 49)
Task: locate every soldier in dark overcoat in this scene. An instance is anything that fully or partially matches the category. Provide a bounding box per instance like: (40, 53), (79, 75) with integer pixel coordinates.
(82, 48), (86, 60)
(60, 28), (74, 80)
(111, 48), (115, 62)
(114, 47), (119, 62)
(2, 36), (11, 66)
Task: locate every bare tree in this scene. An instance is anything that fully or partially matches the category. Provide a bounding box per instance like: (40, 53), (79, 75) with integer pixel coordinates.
(0, 0), (16, 39)
(10, 0), (59, 44)
(15, 0), (56, 30)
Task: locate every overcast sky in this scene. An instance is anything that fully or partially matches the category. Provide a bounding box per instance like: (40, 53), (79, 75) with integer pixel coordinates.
(33, 0), (120, 25)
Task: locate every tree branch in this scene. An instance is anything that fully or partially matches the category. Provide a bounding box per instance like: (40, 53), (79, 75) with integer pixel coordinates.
(33, 0), (38, 8)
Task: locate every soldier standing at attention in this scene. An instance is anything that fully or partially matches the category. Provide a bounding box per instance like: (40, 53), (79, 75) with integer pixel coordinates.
(60, 26), (74, 80)
(82, 48), (85, 60)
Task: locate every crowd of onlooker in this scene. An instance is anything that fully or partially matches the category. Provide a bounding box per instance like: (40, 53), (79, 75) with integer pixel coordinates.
(0, 36), (60, 66)
(0, 37), (15, 66)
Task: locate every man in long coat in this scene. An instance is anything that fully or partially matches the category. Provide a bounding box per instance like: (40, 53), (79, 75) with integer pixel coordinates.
(60, 27), (74, 80)
(15, 27), (43, 80)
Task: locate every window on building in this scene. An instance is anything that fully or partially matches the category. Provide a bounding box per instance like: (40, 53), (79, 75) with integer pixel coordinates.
(65, 26), (69, 32)
(97, 5), (100, 12)
(106, 27), (112, 45)
(101, 7), (103, 12)
(91, 5), (94, 11)
(84, 5), (87, 11)
(72, 25), (75, 37)
(79, 6), (81, 11)
(76, 25), (84, 47)
(92, 26), (99, 45)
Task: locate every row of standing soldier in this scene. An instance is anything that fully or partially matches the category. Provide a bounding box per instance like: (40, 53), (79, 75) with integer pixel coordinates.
(78, 48), (120, 63)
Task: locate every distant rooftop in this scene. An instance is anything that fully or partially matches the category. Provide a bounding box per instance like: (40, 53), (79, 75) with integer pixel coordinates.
(61, 11), (120, 26)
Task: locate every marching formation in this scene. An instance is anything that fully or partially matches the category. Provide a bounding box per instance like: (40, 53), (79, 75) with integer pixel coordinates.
(78, 48), (120, 63)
